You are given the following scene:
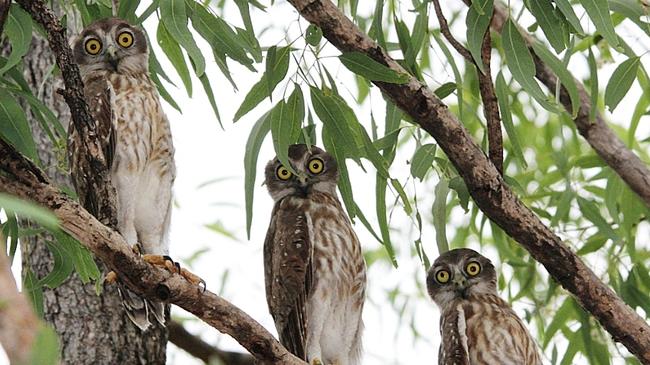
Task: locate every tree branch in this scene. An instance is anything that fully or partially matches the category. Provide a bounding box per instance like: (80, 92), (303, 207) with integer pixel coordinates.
(285, 0), (650, 362)
(487, 2), (650, 206)
(169, 321), (255, 365)
(431, 0), (503, 174)
(0, 139), (305, 365)
(0, 240), (40, 364)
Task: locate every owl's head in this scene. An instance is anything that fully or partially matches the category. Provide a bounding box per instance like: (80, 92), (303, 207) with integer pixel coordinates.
(264, 144), (339, 201)
(72, 18), (148, 76)
(426, 248), (497, 308)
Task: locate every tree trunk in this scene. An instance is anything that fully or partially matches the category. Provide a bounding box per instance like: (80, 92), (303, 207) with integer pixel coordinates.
(18, 29), (167, 365)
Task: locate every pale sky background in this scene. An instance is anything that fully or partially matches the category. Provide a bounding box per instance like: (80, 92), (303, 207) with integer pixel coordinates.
(2, 0), (650, 364)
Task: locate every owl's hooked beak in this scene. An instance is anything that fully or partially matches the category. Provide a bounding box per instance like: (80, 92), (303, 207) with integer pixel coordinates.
(295, 174), (310, 196)
(106, 45), (119, 70)
(452, 275), (469, 299)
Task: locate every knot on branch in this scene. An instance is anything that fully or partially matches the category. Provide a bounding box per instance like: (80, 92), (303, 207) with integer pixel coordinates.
(155, 284), (170, 301)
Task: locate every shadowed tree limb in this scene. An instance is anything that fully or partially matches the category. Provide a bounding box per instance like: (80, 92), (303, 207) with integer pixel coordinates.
(486, 2), (650, 206)
(169, 321), (255, 365)
(0, 239), (40, 364)
(431, 0), (504, 174)
(0, 139), (306, 365)
(284, 0), (650, 362)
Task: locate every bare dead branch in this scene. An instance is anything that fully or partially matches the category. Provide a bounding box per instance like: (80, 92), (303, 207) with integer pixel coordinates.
(488, 2), (650, 206)
(169, 321), (255, 365)
(432, 0), (503, 174)
(0, 139), (306, 365)
(285, 0), (650, 362)
(0, 241), (40, 364)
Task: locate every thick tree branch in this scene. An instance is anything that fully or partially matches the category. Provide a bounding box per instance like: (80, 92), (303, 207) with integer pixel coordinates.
(0, 241), (39, 364)
(487, 2), (650, 206)
(286, 0), (650, 362)
(432, 0), (503, 174)
(0, 139), (306, 365)
(169, 321), (255, 365)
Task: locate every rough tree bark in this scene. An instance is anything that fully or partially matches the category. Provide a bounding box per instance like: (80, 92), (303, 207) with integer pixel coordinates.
(284, 0), (650, 362)
(10, 5), (167, 365)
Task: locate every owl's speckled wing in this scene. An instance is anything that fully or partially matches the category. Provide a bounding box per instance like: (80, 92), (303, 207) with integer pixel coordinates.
(439, 305), (470, 365)
(67, 75), (116, 215)
(263, 201), (312, 360)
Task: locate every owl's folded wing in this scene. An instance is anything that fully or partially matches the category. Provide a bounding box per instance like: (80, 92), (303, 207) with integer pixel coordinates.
(263, 203), (312, 360)
(439, 306), (470, 365)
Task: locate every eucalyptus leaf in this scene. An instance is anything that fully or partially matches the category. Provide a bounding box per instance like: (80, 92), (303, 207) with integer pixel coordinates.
(433, 179), (450, 254)
(0, 5), (33, 76)
(244, 111), (271, 238)
(604, 56), (640, 111)
(578, 0), (620, 48)
(339, 52), (409, 84)
(410, 144), (437, 180)
(159, 0), (205, 76)
(465, 0), (493, 72)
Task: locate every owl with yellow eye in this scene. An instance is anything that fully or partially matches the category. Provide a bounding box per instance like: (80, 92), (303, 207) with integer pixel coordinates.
(263, 144), (366, 365)
(68, 18), (203, 331)
(426, 248), (542, 365)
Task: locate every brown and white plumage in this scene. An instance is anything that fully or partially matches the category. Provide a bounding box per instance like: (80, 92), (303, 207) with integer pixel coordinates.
(264, 144), (366, 365)
(426, 248), (542, 365)
(69, 18), (175, 330)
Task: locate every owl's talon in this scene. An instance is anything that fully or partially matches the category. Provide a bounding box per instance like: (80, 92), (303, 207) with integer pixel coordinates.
(311, 359), (323, 365)
(132, 243), (143, 256)
(143, 254), (206, 291)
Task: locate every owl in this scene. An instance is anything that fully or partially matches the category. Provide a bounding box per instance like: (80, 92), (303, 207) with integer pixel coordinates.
(426, 248), (542, 365)
(263, 144), (366, 365)
(69, 18), (186, 331)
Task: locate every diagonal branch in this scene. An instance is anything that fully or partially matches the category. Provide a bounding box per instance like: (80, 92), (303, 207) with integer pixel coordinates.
(487, 2), (650, 206)
(431, 0), (503, 174)
(285, 0), (650, 362)
(0, 138), (305, 365)
(169, 321), (255, 365)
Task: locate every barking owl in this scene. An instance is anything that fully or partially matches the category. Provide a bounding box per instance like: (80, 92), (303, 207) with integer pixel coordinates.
(263, 144), (366, 365)
(426, 248), (542, 365)
(69, 18), (176, 331)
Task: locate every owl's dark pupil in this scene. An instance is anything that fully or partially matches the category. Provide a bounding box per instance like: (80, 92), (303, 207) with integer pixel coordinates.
(122, 37), (128, 42)
(90, 44), (96, 50)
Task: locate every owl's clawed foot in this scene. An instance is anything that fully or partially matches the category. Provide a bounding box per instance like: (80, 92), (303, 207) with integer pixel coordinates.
(105, 270), (118, 284)
(143, 254), (206, 292)
(311, 359), (323, 365)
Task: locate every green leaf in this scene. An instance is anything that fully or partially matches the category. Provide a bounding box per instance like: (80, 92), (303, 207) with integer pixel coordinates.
(375, 176), (396, 267)
(51, 231), (100, 284)
(195, 66), (222, 127)
(410, 144), (437, 180)
(310, 87), (360, 161)
(390, 179), (412, 215)
(157, 22), (192, 96)
(526, 0), (566, 53)
(23, 268), (44, 317)
(188, 3), (255, 70)
(578, 0), (620, 48)
(587, 47), (599, 121)
(405, 9), (428, 67)
(244, 112), (271, 238)
(543, 297), (576, 348)
(270, 88), (303, 173)
(433, 33), (464, 120)
(159, 0), (205, 76)
(29, 326), (60, 365)
(433, 179), (450, 254)
(117, 0), (140, 22)
(577, 197), (619, 241)
(501, 20), (557, 112)
(234, 46), (291, 121)
(554, 0), (585, 34)
(0, 88), (38, 162)
(495, 72), (527, 168)
(0, 6), (32, 76)
(339, 52), (409, 84)
(531, 41), (580, 115)
(40, 241), (75, 289)
(265, 46), (278, 99)
(448, 176), (470, 212)
(306, 24), (323, 46)
(322, 127), (357, 220)
(604, 56), (640, 111)
(0, 193), (58, 229)
(551, 189), (574, 226)
(465, 0), (493, 72)
(434, 82), (456, 99)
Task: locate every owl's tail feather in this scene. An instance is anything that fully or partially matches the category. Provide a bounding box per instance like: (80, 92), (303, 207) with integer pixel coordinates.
(117, 283), (166, 331)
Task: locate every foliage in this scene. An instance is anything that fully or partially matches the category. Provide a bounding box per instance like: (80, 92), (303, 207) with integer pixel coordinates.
(1, 0), (649, 363)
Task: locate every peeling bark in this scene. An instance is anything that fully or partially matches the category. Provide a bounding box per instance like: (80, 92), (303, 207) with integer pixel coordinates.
(284, 0), (650, 362)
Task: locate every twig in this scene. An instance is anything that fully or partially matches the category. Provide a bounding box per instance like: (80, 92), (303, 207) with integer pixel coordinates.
(0, 239), (40, 364)
(169, 321), (255, 365)
(432, 0), (503, 174)
(0, 139), (305, 365)
(488, 2), (650, 205)
(285, 0), (650, 362)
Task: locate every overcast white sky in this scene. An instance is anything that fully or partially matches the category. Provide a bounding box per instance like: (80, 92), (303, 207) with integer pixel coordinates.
(2, 0), (650, 364)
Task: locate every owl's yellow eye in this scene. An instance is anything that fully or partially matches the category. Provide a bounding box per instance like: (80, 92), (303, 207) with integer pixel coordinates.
(276, 166), (292, 180)
(465, 261), (481, 276)
(85, 38), (102, 55)
(307, 158), (324, 174)
(117, 31), (134, 48)
(435, 270), (450, 284)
